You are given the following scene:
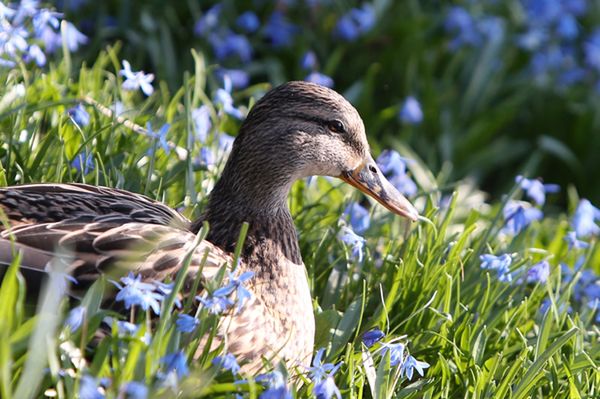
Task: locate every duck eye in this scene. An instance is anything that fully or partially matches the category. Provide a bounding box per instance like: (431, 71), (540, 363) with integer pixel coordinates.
(327, 120), (345, 133)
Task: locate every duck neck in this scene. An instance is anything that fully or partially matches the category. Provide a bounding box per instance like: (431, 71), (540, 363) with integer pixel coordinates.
(193, 154), (303, 273)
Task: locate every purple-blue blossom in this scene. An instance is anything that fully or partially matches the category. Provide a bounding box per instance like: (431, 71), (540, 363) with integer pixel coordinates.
(400, 355), (430, 380)
(502, 201), (543, 235)
(197, 293), (233, 315)
(527, 260), (551, 284)
(377, 150), (407, 177)
(111, 272), (165, 315)
(264, 12), (297, 48)
(192, 105), (211, 143)
(176, 314), (199, 333)
(571, 199), (600, 237)
(72, 152), (94, 175)
(334, 4), (375, 42)
(194, 4), (221, 37)
(301, 51), (317, 70)
(338, 225), (366, 262)
(515, 175), (559, 205)
(480, 254), (513, 283)
(236, 11), (260, 33)
(209, 31), (252, 62)
(305, 72), (334, 88)
(213, 271), (254, 313)
(399, 96), (423, 125)
(309, 349), (342, 399)
(214, 76), (244, 119)
(65, 306), (86, 332)
(212, 352), (240, 375)
(62, 21), (87, 52)
(119, 381), (148, 399)
(343, 202), (370, 234)
(362, 328), (385, 348)
(147, 122), (171, 155)
(564, 231), (589, 250)
(161, 351), (189, 379)
(216, 68), (249, 89)
(120, 60), (154, 96)
(380, 342), (405, 366)
(68, 103), (90, 127)
(79, 375), (105, 399)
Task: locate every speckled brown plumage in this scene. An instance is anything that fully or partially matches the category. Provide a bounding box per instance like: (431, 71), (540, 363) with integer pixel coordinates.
(0, 81), (419, 374)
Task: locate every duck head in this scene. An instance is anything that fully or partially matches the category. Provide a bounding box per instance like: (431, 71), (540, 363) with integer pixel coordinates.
(217, 81), (418, 221)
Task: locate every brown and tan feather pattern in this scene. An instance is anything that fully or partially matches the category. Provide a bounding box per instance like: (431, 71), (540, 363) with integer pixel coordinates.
(0, 81), (418, 374)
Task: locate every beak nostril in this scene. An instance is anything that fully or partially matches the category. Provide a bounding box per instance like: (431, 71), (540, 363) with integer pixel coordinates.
(368, 164), (378, 174)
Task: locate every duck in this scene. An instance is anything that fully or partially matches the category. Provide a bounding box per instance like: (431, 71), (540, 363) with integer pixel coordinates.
(0, 81), (419, 374)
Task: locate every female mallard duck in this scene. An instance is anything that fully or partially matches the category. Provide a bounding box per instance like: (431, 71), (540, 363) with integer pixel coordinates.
(0, 81), (418, 373)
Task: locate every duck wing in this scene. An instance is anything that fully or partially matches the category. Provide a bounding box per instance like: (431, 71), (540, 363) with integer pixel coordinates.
(0, 184), (229, 294)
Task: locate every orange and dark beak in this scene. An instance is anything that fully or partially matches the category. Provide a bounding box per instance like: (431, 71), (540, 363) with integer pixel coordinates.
(340, 157), (419, 222)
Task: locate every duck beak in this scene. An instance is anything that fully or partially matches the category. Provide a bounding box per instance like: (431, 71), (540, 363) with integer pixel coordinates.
(340, 157), (419, 222)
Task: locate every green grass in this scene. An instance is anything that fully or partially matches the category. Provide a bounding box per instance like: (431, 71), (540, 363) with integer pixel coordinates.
(0, 48), (599, 398)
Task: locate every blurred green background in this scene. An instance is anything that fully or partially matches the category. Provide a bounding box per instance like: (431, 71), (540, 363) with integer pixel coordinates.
(55, 0), (600, 203)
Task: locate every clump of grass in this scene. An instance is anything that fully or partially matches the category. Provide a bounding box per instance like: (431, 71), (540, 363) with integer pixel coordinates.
(0, 43), (599, 399)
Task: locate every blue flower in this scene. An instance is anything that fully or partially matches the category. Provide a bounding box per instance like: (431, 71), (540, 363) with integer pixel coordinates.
(334, 4), (375, 42)
(68, 103), (90, 127)
(572, 199), (600, 237)
(343, 203), (370, 234)
(161, 351), (189, 379)
(380, 342), (405, 366)
(38, 25), (62, 53)
(256, 371), (286, 389)
(176, 314), (199, 333)
(301, 51), (317, 70)
(376, 150), (407, 177)
(583, 30), (600, 72)
(444, 7), (481, 49)
(389, 173), (418, 197)
(218, 133), (235, 153)
(146, 122), (171, 155)
(399, 96), (423, 125)
(209, 31), (252, 62)
(191, 105), (211, 143)
(564, 231), (589, 250)
(13, 0), (39, 24)
(80, 375), (105, 399)
(153, 281), (181, 308)
(32, 9), (61, 35)
(216, 68), (250, 89)
(1, 26), (29, 56)
(198, 147), (215, 167)
(119, 381), (148, 399)
(305, 72), (334, 88)
(65, 306), (86, 332)
(362, 328), (385, 348)
(0, 3), (16, 19)
(72, 152), (94, 174)
(120, 60), (154, 96)
(212, 352), (240, 375)
(236, 11), (260, 33)
(309, 349), (342, 399)
(338, 225), (366, 262)
(502, 201), (543, 235)
(480, 254), (512, 271)
(264, 12), (297, 48)
(214, 76), (244, 119)
(515, 176), (559, 205)
(194, 4), (221, 37)
(197, 293), (233, 314)
(481, 253), (513, 279)
(308, 348), (342, 382)
(214, 271), (254, 314)
(62, 21), (87, 52)
(313, 375), (342, 399)
(111, 273), (164, 315)
(526, 260), (551, 284)
(25, 43), (46, 66)
(400, 355), (430, 380)
(260, 387), (293, 399)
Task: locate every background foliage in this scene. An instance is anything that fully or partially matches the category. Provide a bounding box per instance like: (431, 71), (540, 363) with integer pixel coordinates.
(57, 0), (600, 204)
